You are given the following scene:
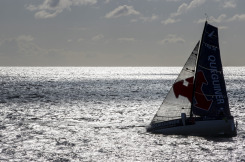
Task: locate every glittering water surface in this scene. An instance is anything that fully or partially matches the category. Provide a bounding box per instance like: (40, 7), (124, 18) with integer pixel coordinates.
(0, 67), (245, 161)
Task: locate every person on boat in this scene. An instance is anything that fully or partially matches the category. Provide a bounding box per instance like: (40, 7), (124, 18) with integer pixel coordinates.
(218, 108), (225, 116)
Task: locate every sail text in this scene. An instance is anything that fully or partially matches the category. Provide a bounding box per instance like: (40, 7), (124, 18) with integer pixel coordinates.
(208, 55), (224, 105)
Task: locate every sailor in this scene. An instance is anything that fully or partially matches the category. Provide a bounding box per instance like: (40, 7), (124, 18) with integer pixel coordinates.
(218, 107), (225, 116)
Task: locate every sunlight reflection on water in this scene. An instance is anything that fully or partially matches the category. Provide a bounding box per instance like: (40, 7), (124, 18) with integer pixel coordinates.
(0, 67), (244, 161)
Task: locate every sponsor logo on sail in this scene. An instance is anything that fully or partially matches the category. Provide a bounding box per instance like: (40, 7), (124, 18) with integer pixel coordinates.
(173, 77), (193, 103)
(194, 71), (213, 110)
(173, 71), (212, 111)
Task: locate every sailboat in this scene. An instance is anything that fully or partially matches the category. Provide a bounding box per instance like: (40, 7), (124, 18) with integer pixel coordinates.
(147, 21), (237, 137)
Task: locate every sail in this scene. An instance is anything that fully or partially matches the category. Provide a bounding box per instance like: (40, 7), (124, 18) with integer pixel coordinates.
(151, 41), (200, 124)
(191, 22), (231, 117)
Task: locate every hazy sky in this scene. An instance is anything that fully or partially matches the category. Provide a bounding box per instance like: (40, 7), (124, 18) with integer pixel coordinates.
(0, 0), (244, 66)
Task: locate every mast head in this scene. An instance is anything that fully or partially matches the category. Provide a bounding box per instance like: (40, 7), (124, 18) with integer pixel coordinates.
(205, 13), (209, 23)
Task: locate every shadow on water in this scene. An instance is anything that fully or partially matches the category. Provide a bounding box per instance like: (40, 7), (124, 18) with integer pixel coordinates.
(203, 136), (235, 142)
(147, 133), (237, 142)
(0, 75), (174, 104)
(1, 73), (245, 105)
(127, 73), (179, 76)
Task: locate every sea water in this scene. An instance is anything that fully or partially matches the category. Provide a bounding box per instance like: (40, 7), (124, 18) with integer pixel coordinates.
(0, 67), (244, 161)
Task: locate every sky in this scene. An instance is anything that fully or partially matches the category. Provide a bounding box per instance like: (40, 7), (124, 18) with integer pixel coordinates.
(0, 0), (245, 66)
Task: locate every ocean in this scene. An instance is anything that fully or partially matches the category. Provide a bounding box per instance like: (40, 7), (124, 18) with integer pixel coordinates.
(0, 67), (244, 161)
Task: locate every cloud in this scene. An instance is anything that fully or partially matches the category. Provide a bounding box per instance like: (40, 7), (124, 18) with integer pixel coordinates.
(117, 37), (136, 42)
(218, 26), (228, 30)
(26, 0), (97, 19)
(105, 5), (140, 18)
(0, 35), (45, 58)
(159, 34), (185, 45)
(131, 14), (158, 23)
(77, 38), (85, 42)
(171, 0), (206, 17)
(17, 35), (34, 42)
(227, 14), (245, 22)
(196, 14), (227, 23)
(104, 0), (110, 3)
(223, 0), (236, 8)
(0, 35), (83, 66)
(196, 14), (245, 23)
(34, 10), (61, 19)
(166, 0), (181, 2)
(92, 34), (104, 41)
(139, 14), (159, 22)
(0, 38), (19, 56)
(66, 37), (85, 43)
(161, 18), (180, 25)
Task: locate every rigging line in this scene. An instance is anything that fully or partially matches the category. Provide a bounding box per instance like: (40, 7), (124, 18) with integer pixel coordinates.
(194, 91), (227, 98)
(198, 65), (222, 72)
(205, 13), (209, 22)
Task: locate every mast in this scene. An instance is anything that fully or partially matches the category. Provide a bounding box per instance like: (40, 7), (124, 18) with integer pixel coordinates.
(190, 21), (207, 117)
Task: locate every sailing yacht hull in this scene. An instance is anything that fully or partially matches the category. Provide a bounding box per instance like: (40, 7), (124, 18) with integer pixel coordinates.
(148, 118), (237, 137)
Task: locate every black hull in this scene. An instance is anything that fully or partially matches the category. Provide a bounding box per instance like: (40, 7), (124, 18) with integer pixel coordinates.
(147, 117), (237, 137)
